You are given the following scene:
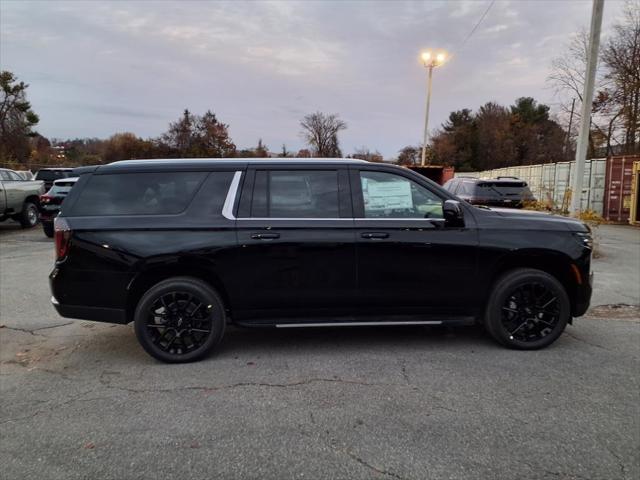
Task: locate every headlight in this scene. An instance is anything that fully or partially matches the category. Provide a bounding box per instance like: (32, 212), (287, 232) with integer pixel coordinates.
(574, 232), (593, 249)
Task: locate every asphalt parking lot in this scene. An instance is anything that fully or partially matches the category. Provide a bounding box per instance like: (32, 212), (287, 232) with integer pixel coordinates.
(1, 221), (639, 480)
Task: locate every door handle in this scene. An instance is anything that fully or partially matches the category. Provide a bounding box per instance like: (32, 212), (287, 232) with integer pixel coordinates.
(250, 233), (280, 240)
(361, 232), (389, 239)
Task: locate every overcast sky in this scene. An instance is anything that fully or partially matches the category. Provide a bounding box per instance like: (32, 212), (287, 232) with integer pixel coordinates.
(0, 0), (628, 158)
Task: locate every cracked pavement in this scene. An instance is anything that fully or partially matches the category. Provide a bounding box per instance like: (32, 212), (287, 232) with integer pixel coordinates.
(1, 222), (639, 480)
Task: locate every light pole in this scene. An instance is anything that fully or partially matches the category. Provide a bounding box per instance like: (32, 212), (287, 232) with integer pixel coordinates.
(420, 50), (447, 167)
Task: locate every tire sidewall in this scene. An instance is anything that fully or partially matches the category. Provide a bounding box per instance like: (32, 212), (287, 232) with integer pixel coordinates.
(134, 278), (225, 363)
(486, 269), (570, 350)
(21, 201), (39, 228)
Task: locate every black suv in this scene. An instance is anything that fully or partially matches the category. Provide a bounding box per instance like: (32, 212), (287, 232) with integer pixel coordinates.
(443, 176), (535, 208)
(50, 159), (592, 362)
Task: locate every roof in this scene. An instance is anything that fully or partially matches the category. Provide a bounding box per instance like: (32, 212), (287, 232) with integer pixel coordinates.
(110, 158), (368, 166)
(78, 157), (373, 175)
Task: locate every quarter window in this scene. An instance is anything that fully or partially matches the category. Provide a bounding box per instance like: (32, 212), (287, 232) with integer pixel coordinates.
(360, 171), (443, 219)
(71, 172), (207, 216)
(250, 170), (340, 218)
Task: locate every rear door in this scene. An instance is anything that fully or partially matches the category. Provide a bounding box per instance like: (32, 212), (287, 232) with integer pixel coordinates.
(351, 167), (479, 316)
(231, 165), (356, 321)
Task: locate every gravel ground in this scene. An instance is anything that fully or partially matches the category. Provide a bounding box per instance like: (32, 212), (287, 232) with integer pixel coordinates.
(1, 221), (638, 480)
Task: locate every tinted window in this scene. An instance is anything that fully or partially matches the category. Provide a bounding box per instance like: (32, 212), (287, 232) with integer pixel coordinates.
(250, 170), (340, 218)
(360, 171), (443, 219)
(197, 171), (234, 217)
(72, 172), (206, 216)
(36, 170), (71, 181)
(0, 171), (10, 181)
(476, 181), (529, 198)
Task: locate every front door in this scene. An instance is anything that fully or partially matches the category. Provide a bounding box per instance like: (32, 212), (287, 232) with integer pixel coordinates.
(232, 166), (356, 321)
(351, 168), (479, 317)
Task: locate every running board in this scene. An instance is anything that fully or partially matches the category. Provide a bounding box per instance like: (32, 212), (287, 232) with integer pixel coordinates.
(276, 320), (443, 328)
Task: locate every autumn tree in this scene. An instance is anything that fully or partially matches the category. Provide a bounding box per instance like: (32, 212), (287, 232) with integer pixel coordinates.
(397, 146), (420, 165)
(300, 112), (346, 157)
(0, 71), (39, 163)
(162, 109), (235, 158)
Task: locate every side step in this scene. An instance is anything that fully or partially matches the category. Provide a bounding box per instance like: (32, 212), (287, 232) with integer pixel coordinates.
(276, 320), (443, 328)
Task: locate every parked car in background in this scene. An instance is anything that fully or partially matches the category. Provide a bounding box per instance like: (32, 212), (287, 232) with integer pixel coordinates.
(443, 176), (535, 208)
(50, 159), (592, 363)
(0, 168), (45, 228)
(35, 168), (74, 191)
(15, 170), (35, 180)
(39, 177), (78, 237)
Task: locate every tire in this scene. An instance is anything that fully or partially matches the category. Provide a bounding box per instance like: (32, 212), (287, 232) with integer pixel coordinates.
(19, 201), (39, 228)
(134, 277), (226, 363)
(484, 268), (570, 350)
(43, 222), (54, 238)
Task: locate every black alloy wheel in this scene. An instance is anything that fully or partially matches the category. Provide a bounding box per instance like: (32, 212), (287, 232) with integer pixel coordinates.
(134, 277), (225, 363)
(485, 268), (570, 350)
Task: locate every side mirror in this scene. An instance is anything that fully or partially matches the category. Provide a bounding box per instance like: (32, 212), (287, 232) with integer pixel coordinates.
(443, 200), (464, 226)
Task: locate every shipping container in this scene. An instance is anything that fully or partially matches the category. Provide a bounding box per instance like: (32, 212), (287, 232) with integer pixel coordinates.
(603, 155), (637, 222)
(630, 161), (640, 226)
(407, 165), (455, 185)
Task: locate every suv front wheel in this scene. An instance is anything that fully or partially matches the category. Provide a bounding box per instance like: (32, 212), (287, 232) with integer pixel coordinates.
(484, 268), (570, 350)
(134, 277), (226, 363)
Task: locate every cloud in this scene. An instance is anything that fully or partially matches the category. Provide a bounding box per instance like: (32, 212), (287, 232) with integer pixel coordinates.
(0, 0), (628, 158)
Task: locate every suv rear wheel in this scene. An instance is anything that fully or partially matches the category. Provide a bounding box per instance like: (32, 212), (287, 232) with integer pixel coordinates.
(484, 268), (570, 350)
(134, 277), (226, 363)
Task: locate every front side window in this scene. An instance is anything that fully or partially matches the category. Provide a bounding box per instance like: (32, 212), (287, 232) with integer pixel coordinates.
(250, 170), (340, 218)
(360, 171), (443, 219)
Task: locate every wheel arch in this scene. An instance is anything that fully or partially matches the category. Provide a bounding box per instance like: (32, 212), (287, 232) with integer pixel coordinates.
(125, 262), (232, 324)
(488, 249), (581, 318)
(24, 194), (40, 207)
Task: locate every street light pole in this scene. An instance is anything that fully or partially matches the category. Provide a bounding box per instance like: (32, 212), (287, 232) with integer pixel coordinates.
(420, 51), (446, 167)
(421, 64), (434, 167)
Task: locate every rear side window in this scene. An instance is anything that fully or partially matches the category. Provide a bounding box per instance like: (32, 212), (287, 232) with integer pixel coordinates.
(250, 170), (340, 218)
(71, 172), (206, 216)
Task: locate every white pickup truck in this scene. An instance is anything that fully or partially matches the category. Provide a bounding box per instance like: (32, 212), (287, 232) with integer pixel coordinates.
(0, 168), (45, 228)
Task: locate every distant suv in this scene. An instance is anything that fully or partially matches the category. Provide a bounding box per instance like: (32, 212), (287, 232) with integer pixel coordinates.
(443, 176), (535, 208)
(50, 159), (593, 362)
(35, 168), (74, 191)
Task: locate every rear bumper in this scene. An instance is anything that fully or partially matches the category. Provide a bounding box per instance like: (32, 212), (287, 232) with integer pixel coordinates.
(51, 296), (128, 324)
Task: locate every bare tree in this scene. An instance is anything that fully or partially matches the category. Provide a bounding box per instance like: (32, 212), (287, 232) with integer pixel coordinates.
(548, 0), (640, 156)
(600, 0), (640, 153)
(300, 112), (347, 157)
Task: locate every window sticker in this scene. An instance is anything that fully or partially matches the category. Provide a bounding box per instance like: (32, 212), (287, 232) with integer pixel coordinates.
(364, 179), (413, 211)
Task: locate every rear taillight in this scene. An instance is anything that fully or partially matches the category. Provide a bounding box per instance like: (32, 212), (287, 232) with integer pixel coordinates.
(40, 194), (52, 204)
(54, 217), (72, 260)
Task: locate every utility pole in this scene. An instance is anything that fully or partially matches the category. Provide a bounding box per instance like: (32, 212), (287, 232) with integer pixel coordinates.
(570, 0), (604, 215)
(565, 98), (576, 159)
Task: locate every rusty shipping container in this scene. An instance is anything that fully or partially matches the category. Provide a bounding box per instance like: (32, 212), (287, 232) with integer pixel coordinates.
(630, 160), (640, 226)
(603, 155), (638, 222)
(407, 165), (455, 185)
